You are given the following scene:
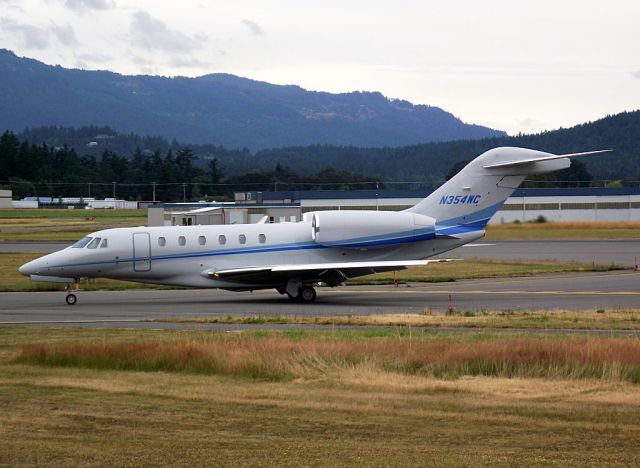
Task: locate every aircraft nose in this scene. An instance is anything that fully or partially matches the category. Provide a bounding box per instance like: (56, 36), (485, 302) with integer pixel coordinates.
(19, 260), (34, 276)
(19, 258), (42, 276)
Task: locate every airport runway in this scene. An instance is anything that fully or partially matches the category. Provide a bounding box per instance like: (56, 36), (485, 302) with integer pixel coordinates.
(5, 240), (639, 266)
(1, 270), (638, 329)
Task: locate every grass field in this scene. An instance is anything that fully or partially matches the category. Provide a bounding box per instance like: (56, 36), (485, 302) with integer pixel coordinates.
(348, 258), (621, 284)
(0, 209), (146, 241)
(0, 251), (621, 292)
(1, 327), (639, 465)
(485, 221), (640, 240)
(157, 309), (640, 331)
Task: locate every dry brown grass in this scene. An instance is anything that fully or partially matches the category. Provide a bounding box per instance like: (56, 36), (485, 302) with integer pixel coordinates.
(3, 327), (640, 465)
(16, 334), (640, 383)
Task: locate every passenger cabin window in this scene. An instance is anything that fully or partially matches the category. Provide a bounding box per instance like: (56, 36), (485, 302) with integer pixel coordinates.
(99, 238), (108, 248)
(198, 236), (206, 246)
(258, 234), (266, 244)
(238, 234), (247, 244)
(218, 235), (226, 245)
(178, 236), (186, 246)
(158, 237), (166, 247)
(86, 237), (101, 249)
(71, 237), (92, 248)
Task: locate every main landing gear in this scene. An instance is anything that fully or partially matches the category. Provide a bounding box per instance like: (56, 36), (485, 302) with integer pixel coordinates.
(285, 285), (317, 303)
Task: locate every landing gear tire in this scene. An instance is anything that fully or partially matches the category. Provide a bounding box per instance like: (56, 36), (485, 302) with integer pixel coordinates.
(286, 286), (317, 303)
(299, 286), (316, 303)
(65, 293), (77, 305)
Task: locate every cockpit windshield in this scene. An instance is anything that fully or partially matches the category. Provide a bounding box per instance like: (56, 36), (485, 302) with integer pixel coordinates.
(86, 237), (102, 249)
(71, 237), (93, 248)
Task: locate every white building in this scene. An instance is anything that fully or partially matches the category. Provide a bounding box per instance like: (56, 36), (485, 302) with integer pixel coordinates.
(260, 188), (640, 224)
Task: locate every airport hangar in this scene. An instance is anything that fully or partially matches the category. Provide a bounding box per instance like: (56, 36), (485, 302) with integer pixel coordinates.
(149, 187), (640, 226)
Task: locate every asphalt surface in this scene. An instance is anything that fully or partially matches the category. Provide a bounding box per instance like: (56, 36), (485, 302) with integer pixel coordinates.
(5, 240), (640, 266)
(1, 270), (638, 329)
(0, 241), (70, 253)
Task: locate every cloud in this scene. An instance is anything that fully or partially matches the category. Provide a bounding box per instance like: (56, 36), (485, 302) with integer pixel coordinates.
(77, 51), (112, 63)
(0, 17), (49, 49)
(170, 55), (208, 68)
(0, 17), (80, 50)
(129, 11), (200, 53)
(632, 69), (640, 79)
(63, 0), (114, 12)
(241, 19), (264, 36)
(50, 23), (78, 46)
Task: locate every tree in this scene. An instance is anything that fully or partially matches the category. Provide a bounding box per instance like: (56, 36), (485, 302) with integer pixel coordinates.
(445, 160), (470, 180)
(208, 158), (223, 184)
(175, 147), (197, 181)
(191, 183), (202, 200)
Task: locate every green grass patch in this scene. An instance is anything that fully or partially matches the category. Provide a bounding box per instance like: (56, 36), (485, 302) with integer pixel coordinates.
(157, 309), (640, 331)
(486, 221), (640, 240)
(348, 258), (623, 284)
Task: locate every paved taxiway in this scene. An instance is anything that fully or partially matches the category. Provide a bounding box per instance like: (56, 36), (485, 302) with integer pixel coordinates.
(1, 270), (638, 329)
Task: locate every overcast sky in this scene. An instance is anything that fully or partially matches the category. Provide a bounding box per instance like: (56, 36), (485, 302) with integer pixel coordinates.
(1, 0), (639, 135)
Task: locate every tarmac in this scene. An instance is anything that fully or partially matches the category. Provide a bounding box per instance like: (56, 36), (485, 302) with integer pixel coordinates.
(1, 270), (638, 329)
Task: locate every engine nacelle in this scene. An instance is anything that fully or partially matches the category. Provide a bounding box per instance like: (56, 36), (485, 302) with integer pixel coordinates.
(306, 210), (436, 248)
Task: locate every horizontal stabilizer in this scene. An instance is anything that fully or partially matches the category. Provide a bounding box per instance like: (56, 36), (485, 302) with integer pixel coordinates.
(482, 149), (611, 169)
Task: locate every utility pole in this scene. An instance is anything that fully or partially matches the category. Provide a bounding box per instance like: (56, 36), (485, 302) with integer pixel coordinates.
(112, 181), (116, 199)
(152, 182), (156, 203)
(87, 182), (91, 198)
(182, 183), (186, 202)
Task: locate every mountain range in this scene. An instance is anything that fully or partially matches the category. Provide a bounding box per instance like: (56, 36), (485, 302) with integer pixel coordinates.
(0, 49), (504, 150)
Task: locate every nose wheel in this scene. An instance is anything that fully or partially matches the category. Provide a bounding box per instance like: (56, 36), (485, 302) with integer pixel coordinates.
(65, 293), (77, 305)
(65, 281), (79, 305)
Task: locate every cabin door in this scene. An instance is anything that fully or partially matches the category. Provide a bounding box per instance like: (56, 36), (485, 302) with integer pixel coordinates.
(132, 232), (152, 272)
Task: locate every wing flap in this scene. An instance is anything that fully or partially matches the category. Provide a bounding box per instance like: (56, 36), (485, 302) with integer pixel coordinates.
(205, 259), (459, 282)
(482, 149), (611, 169)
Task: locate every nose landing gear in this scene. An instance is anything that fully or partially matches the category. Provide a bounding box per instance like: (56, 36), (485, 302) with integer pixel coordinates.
(65, 281), (79, 306)
(65, 293), (77, 305)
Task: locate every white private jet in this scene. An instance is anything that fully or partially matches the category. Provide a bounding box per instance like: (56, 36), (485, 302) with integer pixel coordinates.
(19, 147), (609, 305)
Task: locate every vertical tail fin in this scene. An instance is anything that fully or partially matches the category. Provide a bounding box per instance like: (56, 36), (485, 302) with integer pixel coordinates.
(406, 147), (591, 228)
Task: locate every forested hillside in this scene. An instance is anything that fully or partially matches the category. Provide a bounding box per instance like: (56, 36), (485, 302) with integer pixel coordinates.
(16, 110), (640, 184)
(0, 49), (503, 150)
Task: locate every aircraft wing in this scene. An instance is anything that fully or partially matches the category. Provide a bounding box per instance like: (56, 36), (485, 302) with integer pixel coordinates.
(482, 149), (611, 169)
(204, 259), (458, 286)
